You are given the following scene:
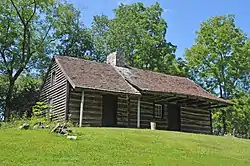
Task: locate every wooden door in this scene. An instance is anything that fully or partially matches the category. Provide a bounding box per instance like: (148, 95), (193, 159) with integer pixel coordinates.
(167, 104), (181, 131)
(102, 94), (118, 127)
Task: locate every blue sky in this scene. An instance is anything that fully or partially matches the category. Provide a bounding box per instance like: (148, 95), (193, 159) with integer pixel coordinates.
(68, 0), (250, 58)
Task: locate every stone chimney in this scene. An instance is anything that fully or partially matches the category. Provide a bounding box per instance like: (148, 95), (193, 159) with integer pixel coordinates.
(106, 50), (126, 67)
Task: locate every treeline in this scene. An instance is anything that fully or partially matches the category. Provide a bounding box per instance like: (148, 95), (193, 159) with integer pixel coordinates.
(0, 0), (249, 137)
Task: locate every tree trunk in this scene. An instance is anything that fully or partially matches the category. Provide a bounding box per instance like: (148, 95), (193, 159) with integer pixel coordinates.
(219, 84), (226, 135)
(4, 79), (15, 122)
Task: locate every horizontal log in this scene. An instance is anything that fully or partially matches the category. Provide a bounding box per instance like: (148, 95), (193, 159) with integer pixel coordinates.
(181, 114), (210, 122)
(83, 112), (102, 118)
(181, 110), (209, 117)
(117, 112), (127, 115)
(70, 99), (102, 106)
(53, 99), (66, 106)
(117, 117), (128, 121)
(70, 93), (82, 100)
(181, 110), (210, 118)
(117, 108), (127, 112)
(81, 120), (102, 125)
(69, 105), (80, 110)
(140, 109), (153, 114)
(85, 101), (102, 106)
(53, 92), (66, 99)
(68, 111), (79, 115)
(70, 92), (103, 99)
(84, 105), (102, 111)
(118, 98), (127, 103)
(81, 116), (102, 121)
(117, 121), (127, 124)
(53, 107), (66, 113)
(49, 88), (66, 97)
(52, 109), (65, 115)
(69, 116), (79, 121)
(181, 123), (211, 130)
(181, 122), (210, 128)
(181, 118), (210, 126)
(52, 108), (65, 114)
(181, 113), (210, 121)
(49, 83), (66, 91)
(53, 77), (66, 83)
(117, 102), (127, 108)
(117, 111), (128, 115)
(181, 107), (209, 114)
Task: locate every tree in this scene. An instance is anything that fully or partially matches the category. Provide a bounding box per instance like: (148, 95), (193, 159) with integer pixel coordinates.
(185, 15), (250, 134)
(91, 2), (185, 75)
(227, 92), (250, 137)
(0, 74), (41, 120)
(91, 15), (111, 62)
(52, 3), (93, 59)
(0, 0), (93, 121)
(110, 2), (177, 73)
(0, 0), (51, 121)
(10, 75), (41, 117)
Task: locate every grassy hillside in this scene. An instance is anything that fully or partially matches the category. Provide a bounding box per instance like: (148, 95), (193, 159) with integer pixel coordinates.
(0, 128), (250, 166)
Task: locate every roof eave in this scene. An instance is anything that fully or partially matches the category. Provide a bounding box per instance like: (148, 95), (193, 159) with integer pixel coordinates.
(75, 85), (141, 96)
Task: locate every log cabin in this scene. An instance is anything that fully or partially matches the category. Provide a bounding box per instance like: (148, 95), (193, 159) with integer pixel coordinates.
(40, 51), (231, 134)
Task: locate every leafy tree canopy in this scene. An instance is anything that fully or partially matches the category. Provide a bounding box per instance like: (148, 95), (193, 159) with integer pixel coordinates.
(185, 15), (250, 98)
(91, 2), (186, 76)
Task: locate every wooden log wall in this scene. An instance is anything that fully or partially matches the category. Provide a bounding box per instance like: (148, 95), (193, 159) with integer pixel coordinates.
(63, 88), (170, 130)
(124, 97), (138, 128)
(116, 95), (128, 127)
(68, 88), (103, 126)
(40, 61), (67, 121)
(180, 107), (211, 134)
(116, 95), (168, 130)
(154, 104), (168, 130)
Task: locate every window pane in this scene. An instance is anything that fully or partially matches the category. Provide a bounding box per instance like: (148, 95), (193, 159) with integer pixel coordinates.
(154, 104), (162, 118)
(51, 71), (56, 85)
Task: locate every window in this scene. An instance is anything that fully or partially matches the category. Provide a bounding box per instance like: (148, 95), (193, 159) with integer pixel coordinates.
(154, 104), (163, 118)
(51, 71), (56, 86)
(48, 98), (53, 113)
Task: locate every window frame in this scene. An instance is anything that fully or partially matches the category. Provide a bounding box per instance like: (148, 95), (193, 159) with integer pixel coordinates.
(154, 103), (163, 119)
(48, 97), (53, 113)
(51, 71), (56, 86)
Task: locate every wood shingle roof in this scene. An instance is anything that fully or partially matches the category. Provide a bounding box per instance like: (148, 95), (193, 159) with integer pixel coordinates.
(55, 56), (140, 95)
(55, 55), (230, 105)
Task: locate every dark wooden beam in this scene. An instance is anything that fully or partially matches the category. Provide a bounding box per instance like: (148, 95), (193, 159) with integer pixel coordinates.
(196, 102), (216, 108)
(155, 95), (184, 103)
(176, 98), (192, 104)
(182, 100), (208, 107)
(203, 104), (229, 109)
(141, 93), (168, 102)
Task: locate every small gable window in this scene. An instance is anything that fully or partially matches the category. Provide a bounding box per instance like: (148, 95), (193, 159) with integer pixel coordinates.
(49, 98), (53, 112)
(154, 104), (163, 118)
(51, 71), (56, 86)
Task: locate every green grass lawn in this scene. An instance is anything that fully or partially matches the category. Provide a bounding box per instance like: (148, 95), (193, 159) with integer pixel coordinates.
(0, 128), (250, 166)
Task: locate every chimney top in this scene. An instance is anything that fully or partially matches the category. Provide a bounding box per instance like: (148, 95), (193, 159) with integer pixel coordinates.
(106, 50), (126, 67)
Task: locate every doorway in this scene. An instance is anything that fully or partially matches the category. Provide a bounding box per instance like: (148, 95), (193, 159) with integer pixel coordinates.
(167, 104), (181, 131)
(102, 94), (118, 127)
